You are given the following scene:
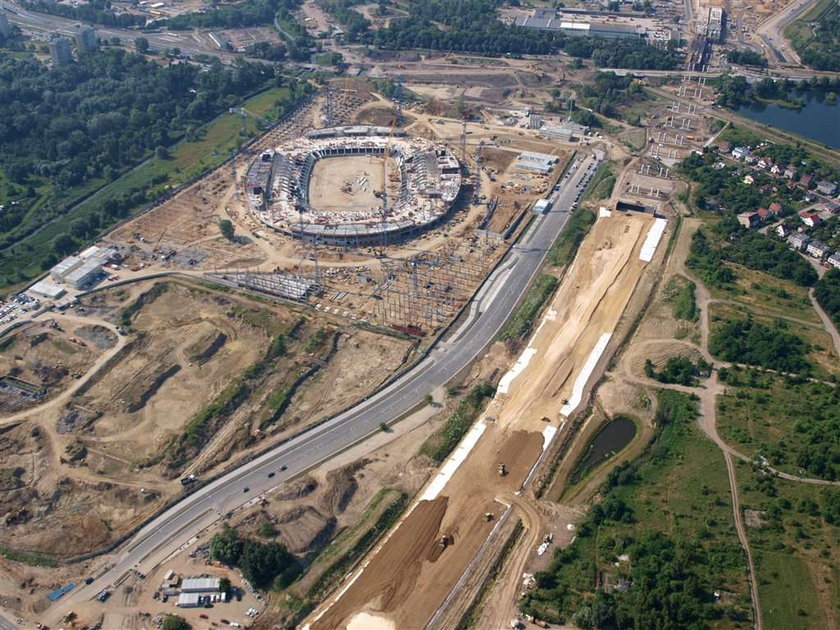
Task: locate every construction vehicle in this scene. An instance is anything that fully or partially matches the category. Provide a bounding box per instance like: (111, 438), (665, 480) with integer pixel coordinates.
(438, 534), (451, 549)
(498, 462), (507, 477)
(484, 512), (494, 522)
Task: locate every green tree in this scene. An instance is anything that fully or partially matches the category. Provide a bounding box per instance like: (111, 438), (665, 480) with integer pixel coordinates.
(161, 615), (188, 630)
(134, 37), (149, 54)
(219, 219), (235, 241)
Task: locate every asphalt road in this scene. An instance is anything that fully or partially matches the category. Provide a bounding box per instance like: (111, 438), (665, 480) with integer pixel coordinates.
(0, 615), (15, 630)
(41, 152), (600, 623)
(0, 0), (233, 59)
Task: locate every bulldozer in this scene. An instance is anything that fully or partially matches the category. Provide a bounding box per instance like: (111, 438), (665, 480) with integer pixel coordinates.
(498, 462), (507, 477)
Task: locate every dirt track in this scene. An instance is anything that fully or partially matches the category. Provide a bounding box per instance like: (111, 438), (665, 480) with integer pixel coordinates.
(306, 211), (662, 629)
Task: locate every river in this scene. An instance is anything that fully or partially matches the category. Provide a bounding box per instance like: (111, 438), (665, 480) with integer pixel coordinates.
(736, 92), (840, 149)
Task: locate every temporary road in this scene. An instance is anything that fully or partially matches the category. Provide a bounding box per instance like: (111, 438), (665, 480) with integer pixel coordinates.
(38, 153), (602, 624)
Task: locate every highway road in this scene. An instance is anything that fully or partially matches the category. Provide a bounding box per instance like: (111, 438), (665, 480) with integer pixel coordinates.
(40, 152), (601, 625)
(0, 0), (233, 60)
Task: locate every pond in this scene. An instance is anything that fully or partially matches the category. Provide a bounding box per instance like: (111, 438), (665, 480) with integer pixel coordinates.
(736, 93), (840, 149)
(572, 415), (637, 482)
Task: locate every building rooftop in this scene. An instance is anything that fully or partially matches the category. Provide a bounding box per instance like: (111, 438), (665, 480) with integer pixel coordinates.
(181, 577), (221, 593)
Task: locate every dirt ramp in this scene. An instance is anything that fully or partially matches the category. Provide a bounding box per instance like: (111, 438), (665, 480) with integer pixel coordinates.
(495, 430), (545, 488)
(312, 497), (448, 630)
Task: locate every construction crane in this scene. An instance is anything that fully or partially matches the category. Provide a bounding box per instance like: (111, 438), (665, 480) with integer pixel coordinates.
(229, 107), (272, 134)
(375, 120), (399, 246)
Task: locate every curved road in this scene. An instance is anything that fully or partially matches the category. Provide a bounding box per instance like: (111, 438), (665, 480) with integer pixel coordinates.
(42, 154), (601, 624)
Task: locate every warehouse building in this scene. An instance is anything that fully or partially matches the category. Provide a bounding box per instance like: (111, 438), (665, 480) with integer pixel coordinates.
(515, 151), (559, 174)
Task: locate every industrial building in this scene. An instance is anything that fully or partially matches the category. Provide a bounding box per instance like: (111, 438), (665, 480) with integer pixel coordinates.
(48, 246), (115, 290)
(540, 120), (589, 142)
(75, 26), (97, 54)
(515, 151), (559, 174)
(180, 577), (222, 593)
(517, 8), (641, 38)
(49, 36), (73, 66)
(29, 279), (66, 300)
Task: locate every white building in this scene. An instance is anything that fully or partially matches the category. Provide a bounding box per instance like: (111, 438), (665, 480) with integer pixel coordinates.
(515, 151), (558, 174)
(180, 577), (221, 593)
(29, 280), (66, 300)
(50, 256), (83, 283)
(63, 259), (102, 289)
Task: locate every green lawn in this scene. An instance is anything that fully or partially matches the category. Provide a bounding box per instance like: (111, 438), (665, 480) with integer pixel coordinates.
(784, 0), (835, 50)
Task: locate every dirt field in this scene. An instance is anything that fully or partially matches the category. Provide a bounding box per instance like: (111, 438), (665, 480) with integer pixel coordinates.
(306, 211), (662, 629)
(308, 156), (396, 212)
(0, 321), (109, 415)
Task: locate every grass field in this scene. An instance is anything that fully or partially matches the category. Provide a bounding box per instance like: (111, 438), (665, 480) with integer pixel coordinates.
(717, 372), (840, 480)
(784, 0), (836, 50)
(708, 264), (820, 324)
(522, 391), (752, 625)
(736, 459), (840, 630)
(708, 301), (838, 379)
(0, 86), (291, 290)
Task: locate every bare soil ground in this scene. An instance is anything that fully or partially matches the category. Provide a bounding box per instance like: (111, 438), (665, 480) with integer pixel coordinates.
(307, 211), (661, 629)
(308, 156), (396, 212)
(0, 277), (414, 563)
(0, 321), (105, 415)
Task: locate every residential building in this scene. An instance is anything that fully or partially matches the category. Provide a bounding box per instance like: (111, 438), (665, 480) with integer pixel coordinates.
(806, 239), (831, 260)
(75, 26), (97, 54)
(731, 146), (751, 160)
(756, 157), (771, 170)
(769, 201), (782, 215)
(828, 252), (840, 270)
(800, 173), (814, 189)
(788, 232), (811, 251)
(737, 212), (760, 229)
(784, 166), (798, 179)
(743, 174), (755, 185)
(776, 223), (791, 238)
(717, 140), (731, 154)
(800, 211), (822, 228)
(49, 36), (73, 66)
(817, 180), (838, 196)
(827, 203), (840, 215)
(770, 163), (783, 176)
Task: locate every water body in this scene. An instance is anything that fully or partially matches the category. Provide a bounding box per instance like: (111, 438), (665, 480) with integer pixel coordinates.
(573, 416), (637, 481)
(736, 93), (840, 149)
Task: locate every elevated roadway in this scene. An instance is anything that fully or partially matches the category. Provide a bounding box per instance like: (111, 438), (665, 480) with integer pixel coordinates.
(42, 152), (602, 625)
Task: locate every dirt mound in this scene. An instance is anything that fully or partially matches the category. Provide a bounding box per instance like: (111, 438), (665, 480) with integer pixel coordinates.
(321, 460), (368, 514)
(74, 325), (117, 350)
(274, 475), (318, 501)
(275, 506), (336, 555)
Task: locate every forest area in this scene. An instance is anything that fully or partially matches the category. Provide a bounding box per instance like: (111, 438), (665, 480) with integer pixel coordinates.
(0, 47), (307, 287)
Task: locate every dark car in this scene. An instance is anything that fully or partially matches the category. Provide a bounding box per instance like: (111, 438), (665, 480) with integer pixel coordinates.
(243, 487), (249, 493)
(267, 472), (275, 478)
(280, 465), (287, 471)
